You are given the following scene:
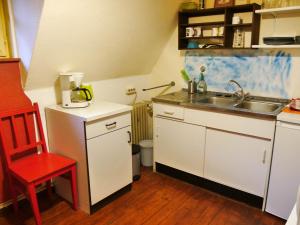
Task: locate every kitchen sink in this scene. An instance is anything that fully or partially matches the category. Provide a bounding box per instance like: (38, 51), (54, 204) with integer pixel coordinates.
(234, 101), (282, 113)
(154, 90), (289, 118)
(194, 97), (283, 113)
(194, 96), (237, 107)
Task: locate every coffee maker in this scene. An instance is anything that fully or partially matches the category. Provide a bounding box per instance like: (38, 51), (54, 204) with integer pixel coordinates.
(60, 72), (92, 108)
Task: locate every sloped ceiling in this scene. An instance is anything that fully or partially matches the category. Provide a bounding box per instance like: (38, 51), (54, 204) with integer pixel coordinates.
(24, 0), (182, 90)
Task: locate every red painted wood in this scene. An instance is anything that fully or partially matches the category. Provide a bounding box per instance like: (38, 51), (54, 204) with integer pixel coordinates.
(28, 184), (41, 225)
(70, 166), (78, 210)
(0, 103), (78, 225)
(10, 153), (76, 183)
(0, 59), (33, 203)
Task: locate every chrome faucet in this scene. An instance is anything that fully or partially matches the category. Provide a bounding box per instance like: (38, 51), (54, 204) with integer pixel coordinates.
(227, 79), (249, 106)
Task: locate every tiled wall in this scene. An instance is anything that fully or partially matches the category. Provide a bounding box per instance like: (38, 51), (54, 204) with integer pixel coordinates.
(184, 50), (292, 98)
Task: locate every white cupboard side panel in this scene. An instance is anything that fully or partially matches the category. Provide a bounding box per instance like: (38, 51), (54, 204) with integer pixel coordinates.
(45, 109), (90, 213)
(87, 126), (132, 205)
(154, 117), (206, 177)
(204, 128), (271, 197)
(266, 124), (300, 219)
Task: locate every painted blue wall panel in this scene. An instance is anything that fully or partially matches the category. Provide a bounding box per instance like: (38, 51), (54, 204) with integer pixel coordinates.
(184, 50), (292, 98)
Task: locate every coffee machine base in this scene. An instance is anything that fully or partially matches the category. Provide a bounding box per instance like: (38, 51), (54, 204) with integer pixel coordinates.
(62, 101), (89, 108)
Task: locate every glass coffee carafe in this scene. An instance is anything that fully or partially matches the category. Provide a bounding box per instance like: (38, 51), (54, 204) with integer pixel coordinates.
(71, 84), (92, 103)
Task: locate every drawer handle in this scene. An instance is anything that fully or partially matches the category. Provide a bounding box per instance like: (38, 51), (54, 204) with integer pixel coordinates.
(164, 111), (174, 115)
(127, 131), (132, 143)
(105, 122), (117, 129)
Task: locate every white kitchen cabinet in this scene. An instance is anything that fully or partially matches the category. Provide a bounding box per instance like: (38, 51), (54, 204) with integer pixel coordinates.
(154, 117), (206, 177)
(204, 128), (272, 197)
(266, 115), (300, 219)
(45, 101), (132, 214)
(87, 126), (131, 205)
(153, 102), (276, 205)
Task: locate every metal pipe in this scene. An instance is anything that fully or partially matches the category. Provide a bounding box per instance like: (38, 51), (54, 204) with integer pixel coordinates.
(142, 81), (175, 91)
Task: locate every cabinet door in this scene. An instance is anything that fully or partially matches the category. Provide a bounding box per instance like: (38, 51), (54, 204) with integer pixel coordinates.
(87, 126), (132, 205)
(154, 117), (206, 177)
(204, 128), (271, 197)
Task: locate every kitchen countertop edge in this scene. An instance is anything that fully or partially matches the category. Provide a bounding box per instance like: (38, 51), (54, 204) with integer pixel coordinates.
(46, 101), (132, 122)
(152, 90), (289, 120)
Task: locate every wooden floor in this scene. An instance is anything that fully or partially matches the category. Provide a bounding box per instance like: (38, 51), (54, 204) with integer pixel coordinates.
(0, 167), (285, 225)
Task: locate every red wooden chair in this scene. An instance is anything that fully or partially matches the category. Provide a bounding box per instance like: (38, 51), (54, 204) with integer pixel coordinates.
(0, 103), (78, 225)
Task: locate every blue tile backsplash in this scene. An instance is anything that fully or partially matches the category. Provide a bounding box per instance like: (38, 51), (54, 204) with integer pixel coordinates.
(184, 50), (292, 98)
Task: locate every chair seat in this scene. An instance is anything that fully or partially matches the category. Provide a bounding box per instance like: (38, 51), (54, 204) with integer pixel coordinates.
(10, 153), (76, 183)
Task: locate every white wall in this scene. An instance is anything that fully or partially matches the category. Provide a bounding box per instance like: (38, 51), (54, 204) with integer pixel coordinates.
(11, 0), (44, 69)
(25, 74), (151, 112)
(149, 27), (185, 97)
(23, 0), (182, 90)
(25, 74), (151, 141)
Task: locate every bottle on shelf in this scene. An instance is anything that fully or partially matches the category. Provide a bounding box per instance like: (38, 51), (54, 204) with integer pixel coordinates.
(233, 28), (245, 48)
(199, 0), (205, 9)
(198, 65), (207, 94)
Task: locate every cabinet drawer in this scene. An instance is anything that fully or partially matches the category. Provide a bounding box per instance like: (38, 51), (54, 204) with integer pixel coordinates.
(153, 103), (184, 120)
(184, 108), (275, 139)
(86, 113), (131, 139)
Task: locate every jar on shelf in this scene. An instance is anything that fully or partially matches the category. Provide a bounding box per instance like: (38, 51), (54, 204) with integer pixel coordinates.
(277, 0), (289, 7)
(288, 0), (299, 6)
(180, 1), (198, 11)
(199, 0), (205, 9)
(263, 0), (276, 8)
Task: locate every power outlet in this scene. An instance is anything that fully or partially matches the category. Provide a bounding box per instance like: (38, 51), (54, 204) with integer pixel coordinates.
(126, 87), (136, 95)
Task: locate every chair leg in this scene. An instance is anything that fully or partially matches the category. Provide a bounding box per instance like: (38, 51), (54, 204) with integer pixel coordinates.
(70, 166), (78, 210)
(46, 180), (52, 197)
(27, 184), (41, 225)
(7, 174), (18, 212)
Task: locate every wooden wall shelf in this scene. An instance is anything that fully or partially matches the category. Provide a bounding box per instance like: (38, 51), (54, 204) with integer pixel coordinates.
(178, 4), (261, 50)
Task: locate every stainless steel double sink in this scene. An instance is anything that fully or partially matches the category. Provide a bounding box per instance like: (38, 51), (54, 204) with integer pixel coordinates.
(152, 90), (289, 118)
(192, 96), (284, 113)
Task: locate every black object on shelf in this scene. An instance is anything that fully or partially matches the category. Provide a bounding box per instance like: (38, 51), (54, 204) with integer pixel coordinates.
(263, 37), (295, 45)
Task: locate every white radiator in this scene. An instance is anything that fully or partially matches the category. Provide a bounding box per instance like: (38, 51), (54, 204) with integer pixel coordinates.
(131, 102), (152, 145)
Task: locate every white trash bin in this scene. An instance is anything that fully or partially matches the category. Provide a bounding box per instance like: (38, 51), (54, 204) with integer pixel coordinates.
(139, 139), (153, 167)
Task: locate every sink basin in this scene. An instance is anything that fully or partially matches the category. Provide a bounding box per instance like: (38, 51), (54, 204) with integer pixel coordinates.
(234, 101), (282, 113)
(194, 97), (283, 114)
(195, 96), (237, 107)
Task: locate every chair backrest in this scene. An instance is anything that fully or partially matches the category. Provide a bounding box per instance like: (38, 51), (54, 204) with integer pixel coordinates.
(0, 103), (47, 167)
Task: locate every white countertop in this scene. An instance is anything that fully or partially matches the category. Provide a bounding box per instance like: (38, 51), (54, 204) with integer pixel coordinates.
(277, 112), (300, 125)
(46, 101), (132, 122)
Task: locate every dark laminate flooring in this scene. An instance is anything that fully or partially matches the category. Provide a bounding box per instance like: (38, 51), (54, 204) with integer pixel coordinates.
(0, 167), (286, 225)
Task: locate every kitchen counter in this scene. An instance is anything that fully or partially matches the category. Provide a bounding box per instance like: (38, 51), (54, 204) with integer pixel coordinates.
(152, 90), (289, 119)
(46, 101), (132, 122)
